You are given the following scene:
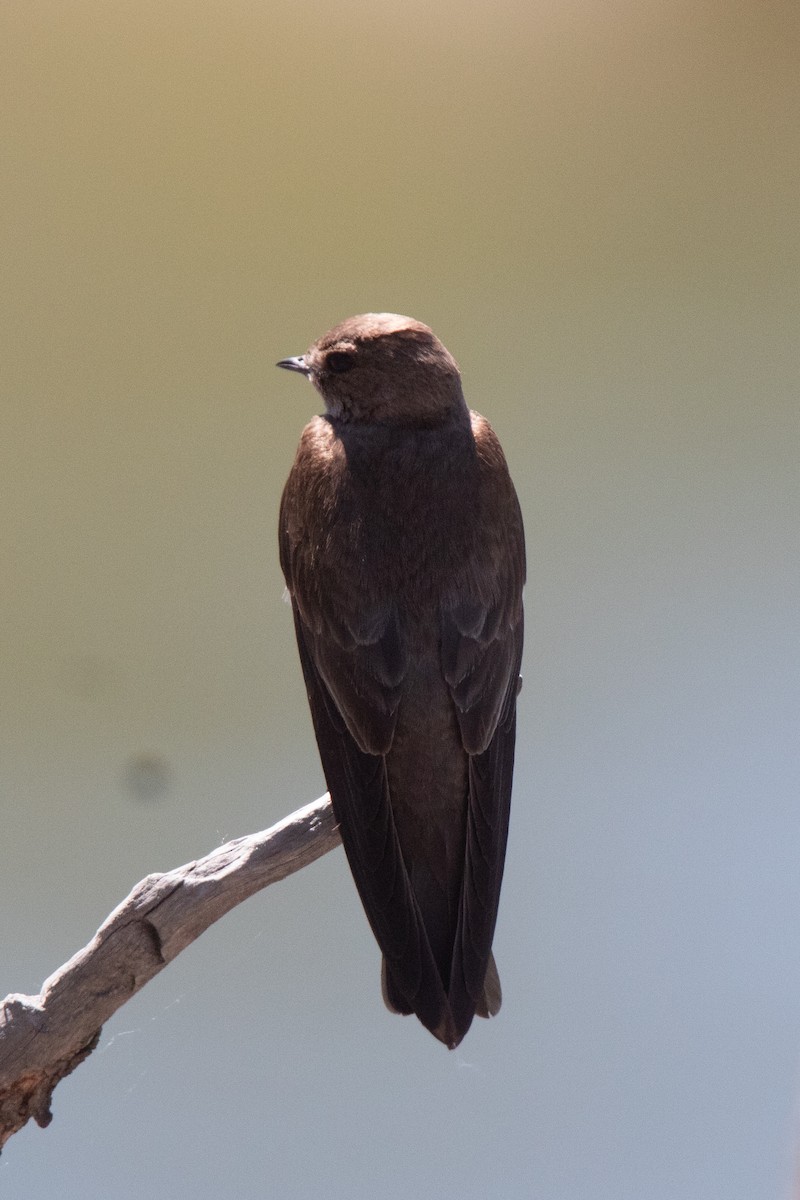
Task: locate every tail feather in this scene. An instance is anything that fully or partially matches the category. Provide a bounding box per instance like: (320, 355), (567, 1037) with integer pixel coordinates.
(474, 951), (502, 1018)
(381, 950), (501, 1044)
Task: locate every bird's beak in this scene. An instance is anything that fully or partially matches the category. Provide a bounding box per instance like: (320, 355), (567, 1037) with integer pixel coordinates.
(276, 355), (310, 376)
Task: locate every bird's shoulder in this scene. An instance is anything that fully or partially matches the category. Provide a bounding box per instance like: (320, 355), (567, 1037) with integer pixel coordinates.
(282, 416), (347, 496)
(469, 411), (519, 502)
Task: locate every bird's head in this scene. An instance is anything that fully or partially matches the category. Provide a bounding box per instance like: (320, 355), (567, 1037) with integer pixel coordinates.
(277, 313), (467, 427)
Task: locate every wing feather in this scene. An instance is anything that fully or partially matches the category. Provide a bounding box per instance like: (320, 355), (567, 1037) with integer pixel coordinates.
(292, 608), (453, 1039)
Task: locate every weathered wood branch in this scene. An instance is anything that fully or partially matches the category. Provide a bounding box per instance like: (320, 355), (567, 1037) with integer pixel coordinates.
(0, 794), (340, 1151)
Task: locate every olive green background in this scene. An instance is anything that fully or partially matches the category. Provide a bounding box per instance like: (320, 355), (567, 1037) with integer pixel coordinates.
(2, 1), (798, 1196)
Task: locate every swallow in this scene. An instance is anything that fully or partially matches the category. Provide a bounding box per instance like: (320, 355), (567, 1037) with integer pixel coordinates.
(278, 313), (524, 1047)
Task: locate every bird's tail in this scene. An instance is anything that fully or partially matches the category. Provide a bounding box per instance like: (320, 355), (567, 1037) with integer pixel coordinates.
(381, 950), (502, 1040)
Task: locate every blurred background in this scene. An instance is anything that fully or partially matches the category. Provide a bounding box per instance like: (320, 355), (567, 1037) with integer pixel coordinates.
(2, 0), (798, 1196)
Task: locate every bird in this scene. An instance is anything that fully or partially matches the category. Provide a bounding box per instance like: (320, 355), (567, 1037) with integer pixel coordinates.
(277, 313), (525, 1048)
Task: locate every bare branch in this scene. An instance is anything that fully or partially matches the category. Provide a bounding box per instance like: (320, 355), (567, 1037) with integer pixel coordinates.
(0, 794), (340, 1150)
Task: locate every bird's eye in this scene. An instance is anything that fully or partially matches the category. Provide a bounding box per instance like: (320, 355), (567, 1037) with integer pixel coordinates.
(326, 351), (356, 374)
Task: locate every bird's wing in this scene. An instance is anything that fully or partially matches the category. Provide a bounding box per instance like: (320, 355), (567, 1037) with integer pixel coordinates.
(279, 460), (454, 1042)
(290, 605), (453, 1039)
(439, 418), (526, 1033)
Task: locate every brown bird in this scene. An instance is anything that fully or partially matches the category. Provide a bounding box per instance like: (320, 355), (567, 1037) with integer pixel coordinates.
(277, 314), (525, 1048)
